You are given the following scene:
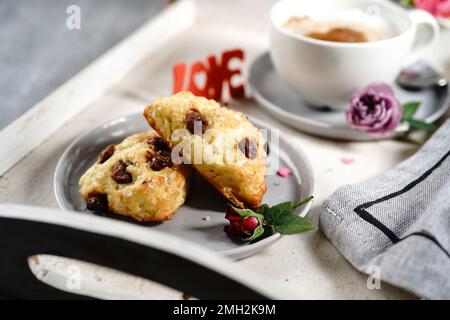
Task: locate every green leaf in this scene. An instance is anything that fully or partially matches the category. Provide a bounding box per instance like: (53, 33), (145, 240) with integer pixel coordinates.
(402, 101), (421, 120)
(292, 196), (314, 209)
(274, 215), (315, 235)
(405, 118), (437, 132)
(255, 204), (270, 216)
(399, 0), (414, 7)
(267, 202), (293, 225)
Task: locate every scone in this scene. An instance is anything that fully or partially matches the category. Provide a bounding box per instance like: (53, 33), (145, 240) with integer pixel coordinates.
(143, 91), (267, 209)
(79, 132), (190, 222)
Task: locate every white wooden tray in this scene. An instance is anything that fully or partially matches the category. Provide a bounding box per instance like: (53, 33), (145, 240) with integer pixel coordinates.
(1, 0), (440, 299)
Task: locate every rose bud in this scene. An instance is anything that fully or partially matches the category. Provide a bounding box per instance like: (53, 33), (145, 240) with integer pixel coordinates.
(223, 206), (264, 241)
(346, 82), (402, 137)
(225, 206), (243, 222)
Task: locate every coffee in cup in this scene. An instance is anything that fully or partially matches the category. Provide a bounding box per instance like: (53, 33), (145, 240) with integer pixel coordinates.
(269, 0), (440, 109)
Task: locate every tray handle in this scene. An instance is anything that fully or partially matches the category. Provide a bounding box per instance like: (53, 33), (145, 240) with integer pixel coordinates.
(0, 205), (285, 299)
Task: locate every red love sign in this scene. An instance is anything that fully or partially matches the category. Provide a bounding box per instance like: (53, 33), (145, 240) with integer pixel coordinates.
(172, 49), (245, 102)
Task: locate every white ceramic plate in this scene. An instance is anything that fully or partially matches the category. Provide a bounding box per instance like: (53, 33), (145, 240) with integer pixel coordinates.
(249, 52), (449, 141)
(54, 113), (314, 260)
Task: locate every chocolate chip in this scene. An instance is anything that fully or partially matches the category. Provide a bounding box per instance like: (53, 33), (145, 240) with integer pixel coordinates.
(148, 136), (170, 153)
(86, 193), (108, 212)
(238, 137), (258, 159)
(111, 160), (132, 183)
(146, 136), (172, 171)
(185, 109), (208, 134)
(97, 144), (115, 164)
(147, 151), (172, 171)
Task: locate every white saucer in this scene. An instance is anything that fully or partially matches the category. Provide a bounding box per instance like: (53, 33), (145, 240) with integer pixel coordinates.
(248, 52), (449, 141)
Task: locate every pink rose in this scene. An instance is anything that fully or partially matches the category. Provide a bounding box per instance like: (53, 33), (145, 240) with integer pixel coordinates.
(414, 0), (450, 18)
(346, 83), (403, 137)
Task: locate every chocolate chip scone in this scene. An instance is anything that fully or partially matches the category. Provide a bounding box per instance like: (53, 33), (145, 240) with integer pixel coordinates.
(143, 91), (267, 209)
(79, 132), (190, 222)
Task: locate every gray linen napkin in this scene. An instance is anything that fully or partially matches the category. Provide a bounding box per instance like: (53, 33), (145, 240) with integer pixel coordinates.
(319, 119), (450, 299)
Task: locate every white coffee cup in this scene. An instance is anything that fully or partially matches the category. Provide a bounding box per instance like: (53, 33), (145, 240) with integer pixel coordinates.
(269, 0), (440, 109)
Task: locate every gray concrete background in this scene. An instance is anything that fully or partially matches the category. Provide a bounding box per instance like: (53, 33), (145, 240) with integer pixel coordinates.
(0, 0), (165, 130)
